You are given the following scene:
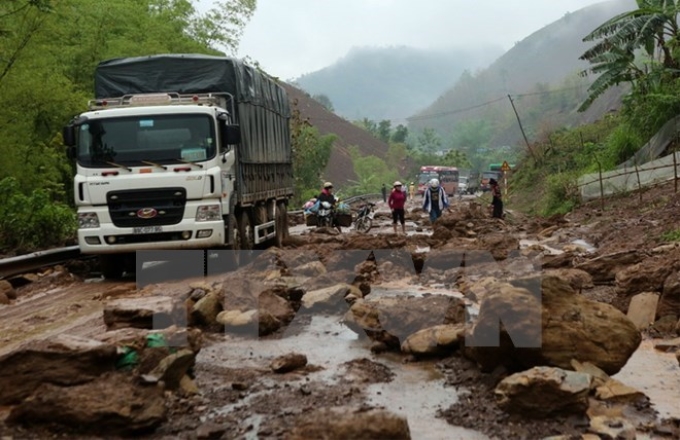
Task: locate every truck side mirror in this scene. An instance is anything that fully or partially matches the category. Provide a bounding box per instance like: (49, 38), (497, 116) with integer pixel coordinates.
(62, 125), (76, 147)
(224, 124), (241, 145)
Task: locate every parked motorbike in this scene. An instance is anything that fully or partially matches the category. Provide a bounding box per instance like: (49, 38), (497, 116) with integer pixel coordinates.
(354, 199), (376, 233)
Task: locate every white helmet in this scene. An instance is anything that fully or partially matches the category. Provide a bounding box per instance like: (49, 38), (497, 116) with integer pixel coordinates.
(429, 178), (440, 188)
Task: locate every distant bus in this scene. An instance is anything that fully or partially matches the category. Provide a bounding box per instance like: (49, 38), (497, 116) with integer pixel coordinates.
(417, 165), (459, 196)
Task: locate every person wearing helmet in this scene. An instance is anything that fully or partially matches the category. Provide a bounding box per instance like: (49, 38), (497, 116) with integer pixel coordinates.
(408, 182), (416, 200)
(317, 182), (341, 232)
(388, 181), (407, 234)
(423, 178), (449, 223)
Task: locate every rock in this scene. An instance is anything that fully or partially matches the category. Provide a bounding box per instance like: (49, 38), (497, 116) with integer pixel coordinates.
(466, 275), (641, 375)
(594, 378), (646, 403)
(653, 315), (679, 334)
(479, 233), (520, 260)
(0, 291), (9, 305)
(400, 324), (466, 356)
(0, 280), (16, 300)
(217, 309), (257, 327)
(103, 296), (184, 330)
(148, 349), (195, 390)
(301, 283), (354, 311)
(259, 290), (295, 325)
(290, 261), (327, 277)
(659, 270), (680, 318)
(588, 416), (636, 440)
(270, 353), (307, 373)
(541, 252), (576, 270)
(626, 292), (660, 330)
(0, 334), (117, 405)
(654, 337), (680, 352)
(7, 373), (166, 435)
(191, 290), (222, 326)
(544, 268), (593, 291)
(575, 250), (645, 284)
(196, 422), (228, 439)
(677, 317), (680, 335)
(494, 366), (591, 417)
(289, 407), (411, 440)
(344, 296), (466, 349)
(179, 375), (199, 395)
(570, 359), (609, 389)
(616, 256), (675, 296)
(94, 325), (202, 354)
(676, 351), (680, 366)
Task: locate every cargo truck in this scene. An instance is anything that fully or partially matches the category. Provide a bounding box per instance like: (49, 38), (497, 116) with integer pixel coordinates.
(62, 54), (294, 278)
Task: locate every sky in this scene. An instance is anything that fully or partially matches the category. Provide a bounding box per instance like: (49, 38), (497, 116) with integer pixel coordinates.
(229, 0), (610, 81)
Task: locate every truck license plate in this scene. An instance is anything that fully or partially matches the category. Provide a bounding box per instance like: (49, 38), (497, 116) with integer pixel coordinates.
(133, 226), (163, 234)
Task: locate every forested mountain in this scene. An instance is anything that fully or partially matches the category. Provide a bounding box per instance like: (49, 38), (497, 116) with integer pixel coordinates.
(292, 45), (503, 122)
(408, 0), (637, 150)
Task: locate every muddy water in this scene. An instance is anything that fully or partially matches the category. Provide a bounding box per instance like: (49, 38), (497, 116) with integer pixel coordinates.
(198, 311), (488, 439)
(613, 339), (680, 420)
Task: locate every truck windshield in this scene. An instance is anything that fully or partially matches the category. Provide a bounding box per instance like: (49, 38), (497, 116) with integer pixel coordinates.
(76, 114), (216, 167)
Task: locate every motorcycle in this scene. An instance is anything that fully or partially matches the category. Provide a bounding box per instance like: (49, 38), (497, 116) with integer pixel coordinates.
(354, 199), (376, 233)
(316, 201), (335, 227)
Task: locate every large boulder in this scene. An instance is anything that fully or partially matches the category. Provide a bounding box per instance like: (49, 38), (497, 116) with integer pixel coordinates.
(615, 256), (676, 296)
(343, 295), (466, 349)
(659, 270), (680, 318)
(466, 275), (641, 375)
(495, 367), (591, 417)
(575, 250), (645, 284)
(7, 373), (166, 435)
(0, 334), (117, 405)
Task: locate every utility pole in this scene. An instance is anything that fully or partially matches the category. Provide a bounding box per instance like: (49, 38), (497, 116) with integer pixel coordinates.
(508, 94), (536, 160)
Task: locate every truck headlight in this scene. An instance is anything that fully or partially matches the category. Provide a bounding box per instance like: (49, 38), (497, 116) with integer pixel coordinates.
(78, 212), (100, 229)
(196, 205), (221, 222)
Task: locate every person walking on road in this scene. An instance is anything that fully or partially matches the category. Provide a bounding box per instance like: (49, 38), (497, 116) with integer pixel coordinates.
(408, 182), (416, 200)
(388, 181), (407, 234)
(381, 183), (387, 203)
(422, 178), (449, 223)
(489, 178), (503, 219)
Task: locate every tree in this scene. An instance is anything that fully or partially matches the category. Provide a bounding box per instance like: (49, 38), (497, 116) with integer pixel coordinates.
(312, 93), (334, 112)
(391, 124), (408, 143)
(416, 128), (441, 154)
(578, 0), (680, 111)
(377, 120), (391, 143)
(290, 103), (336, 204)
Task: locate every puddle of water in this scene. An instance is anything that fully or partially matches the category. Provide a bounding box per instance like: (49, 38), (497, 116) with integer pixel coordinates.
(612, 339), (680, 420)
(571, 238), (597, 253)
(366, 364), (490, 440)
(201, 302), (488, 439)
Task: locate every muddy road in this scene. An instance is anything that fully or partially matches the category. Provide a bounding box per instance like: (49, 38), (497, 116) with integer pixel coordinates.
(1, 194), (680, 440)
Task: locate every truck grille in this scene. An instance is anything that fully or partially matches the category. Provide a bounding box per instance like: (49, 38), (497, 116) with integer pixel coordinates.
(107, 188), (186, 228)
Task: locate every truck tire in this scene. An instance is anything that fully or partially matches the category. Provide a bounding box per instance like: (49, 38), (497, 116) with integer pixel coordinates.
(99, 255), (124, 279)
(239, 210), (254, 250)
(275, 201), (289, 247)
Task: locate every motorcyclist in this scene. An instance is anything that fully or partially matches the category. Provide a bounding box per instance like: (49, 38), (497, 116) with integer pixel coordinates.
(317, 182), (341, 232)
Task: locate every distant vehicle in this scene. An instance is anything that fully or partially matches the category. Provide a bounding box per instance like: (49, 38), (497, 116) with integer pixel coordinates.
(417, 165), (459, 196)
(480, 171), (502, 192)
(458, 172), (480, 195)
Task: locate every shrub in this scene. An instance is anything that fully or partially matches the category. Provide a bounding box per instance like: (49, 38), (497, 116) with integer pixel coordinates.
(0, 177), (76, 254)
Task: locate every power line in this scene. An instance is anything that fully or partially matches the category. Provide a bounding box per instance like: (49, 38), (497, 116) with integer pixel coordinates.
(405, 97), (506, 122)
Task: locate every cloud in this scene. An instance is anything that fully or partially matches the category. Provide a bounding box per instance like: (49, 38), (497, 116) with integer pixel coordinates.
(230, 0), (611, 80)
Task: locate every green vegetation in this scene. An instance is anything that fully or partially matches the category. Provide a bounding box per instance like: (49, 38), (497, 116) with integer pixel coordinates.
(0, 178), (76, 253)
(0, 0), (256, 253)
(661, 229), (680, 242)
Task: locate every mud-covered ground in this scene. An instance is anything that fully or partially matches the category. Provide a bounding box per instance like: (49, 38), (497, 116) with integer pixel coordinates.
(1, 191), (680, 440)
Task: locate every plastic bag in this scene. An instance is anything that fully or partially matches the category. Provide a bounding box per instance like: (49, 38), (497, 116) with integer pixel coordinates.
(146, 333), (167, 348)
(336, 202), (350, 214)
(115, 346), (139, 370)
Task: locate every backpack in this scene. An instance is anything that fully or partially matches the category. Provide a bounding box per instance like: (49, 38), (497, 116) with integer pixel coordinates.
(429, 187), (440, 204)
